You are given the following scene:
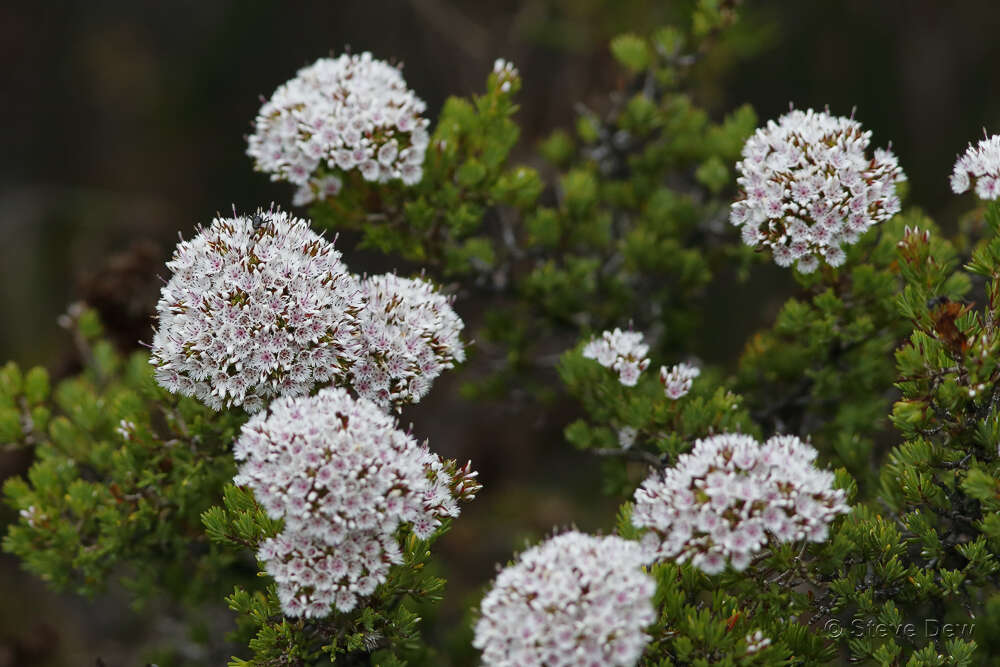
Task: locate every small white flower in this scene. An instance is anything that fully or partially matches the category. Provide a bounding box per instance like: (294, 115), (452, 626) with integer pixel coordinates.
(491, 58), (519, 94)
(115, 419), (136, 441)
(618, 426), (638, 449)
(19, 505), (42, 528)
(582, 328), (650, 387)
(746, 630), (772, 654)
(473, 532), (656, 667)
(951, 133), (1000, 200)
(659, 362), (700, 399)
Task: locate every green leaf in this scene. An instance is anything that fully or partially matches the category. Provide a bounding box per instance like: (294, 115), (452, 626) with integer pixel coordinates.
(610, 34), (651, 72)
(456, 159), (487, 187)
(0, 406), (22, 442)
(24, 366), (50, 405)
(694, 156), (728, 193)
(539, 130), (574, 165)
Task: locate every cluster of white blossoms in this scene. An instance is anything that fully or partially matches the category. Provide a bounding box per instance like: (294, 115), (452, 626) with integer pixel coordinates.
(745, 630), (772, 655)
(147, 52), (478, 624)
(618, 425), (638, 450)
(257, 530), (397, 618)
(473, 532), (656, 667)
(247, 52), (430, 205)
(492, 58), (519, 93)
(292, 174), (343, 207)
(950, 133), (1000, 200)
(582, 328), (650, 386)
(731, 108), (905, 273)
(233, 387), (475, 617)
(660, 362), (700, 400)
(150, 210), (363, 413)
(351, 273), (466, 408)
(632, 433), (850, 574)
(151, 209), (468, 413)
(18, 505), (42, 528)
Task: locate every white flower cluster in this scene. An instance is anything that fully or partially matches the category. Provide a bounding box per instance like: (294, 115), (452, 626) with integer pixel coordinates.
(247, 52), (430, 205)
(150, 210), (363, 412)
(19, 505), (42, 528)
(632, 433), (850, 574)
(745, 630), (772, 654)
(351, 274), (466, 408)
(293, 174), (343, 207)
(582, 328), (650, 386)
(151, 209), (468, 413)
(233, 387), (467, 617)
(257, 531), (396, 618)
(731, 108), (905, 273)
(492, 58), (519, 93)
(660, 362), (700, 400)
(473, 532), (656, 667)
(618, 426), (638, 450)
(951, 133), (1000, 200)
(115, 419), (137, 441)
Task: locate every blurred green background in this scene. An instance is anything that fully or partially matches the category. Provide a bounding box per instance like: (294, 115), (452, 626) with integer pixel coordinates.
(1, 1), (999, 664)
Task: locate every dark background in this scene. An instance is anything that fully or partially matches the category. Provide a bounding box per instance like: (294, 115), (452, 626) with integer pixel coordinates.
(1, 1), (999, 664)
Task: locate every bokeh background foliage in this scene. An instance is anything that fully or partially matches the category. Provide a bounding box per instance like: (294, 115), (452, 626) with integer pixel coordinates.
(2, 0), (1000, 664)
